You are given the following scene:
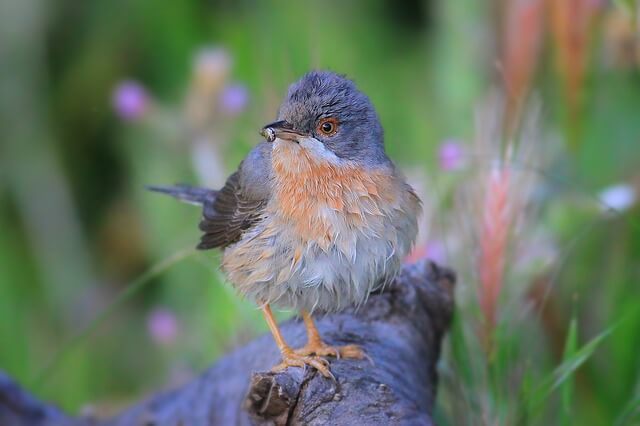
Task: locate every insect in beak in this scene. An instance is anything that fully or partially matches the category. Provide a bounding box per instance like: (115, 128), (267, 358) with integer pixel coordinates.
(260, 120), (304, 143)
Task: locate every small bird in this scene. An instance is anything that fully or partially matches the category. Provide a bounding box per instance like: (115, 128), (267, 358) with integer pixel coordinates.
(150, 71), (421, 378)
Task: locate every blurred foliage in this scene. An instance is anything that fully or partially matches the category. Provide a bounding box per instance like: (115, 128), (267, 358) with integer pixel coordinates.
(1, 0), (639, 424)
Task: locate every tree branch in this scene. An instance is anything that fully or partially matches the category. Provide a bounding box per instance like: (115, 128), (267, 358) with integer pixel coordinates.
(1, 259), (455, 426)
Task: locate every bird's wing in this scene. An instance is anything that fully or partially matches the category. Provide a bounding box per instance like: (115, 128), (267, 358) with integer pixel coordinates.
(147, 184), (217, 208)
(147, 143), (271, 250)
(197, 170), (267, 250)
(197, 142), (272, 250)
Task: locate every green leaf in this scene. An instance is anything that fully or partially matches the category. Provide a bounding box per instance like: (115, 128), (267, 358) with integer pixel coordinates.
(527, 323), (617, 419)
(561, 316), (578, 426)
(516, 360), (535, 426)
(449, 313), (476, 387)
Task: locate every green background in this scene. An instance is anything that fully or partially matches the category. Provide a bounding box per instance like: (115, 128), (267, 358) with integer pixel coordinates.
(1, 0), (639, 424)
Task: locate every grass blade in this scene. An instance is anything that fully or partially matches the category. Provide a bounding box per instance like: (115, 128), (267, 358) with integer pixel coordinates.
(561, 316), (578, 426)
(527, 323), (617, 418)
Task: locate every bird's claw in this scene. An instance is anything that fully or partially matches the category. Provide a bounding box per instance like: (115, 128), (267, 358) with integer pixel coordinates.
(272, 350), (335, 380)
(295, 342), (367, 361)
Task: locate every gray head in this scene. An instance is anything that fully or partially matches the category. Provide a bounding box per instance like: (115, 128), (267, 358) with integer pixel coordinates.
(261, 71), (388, 165)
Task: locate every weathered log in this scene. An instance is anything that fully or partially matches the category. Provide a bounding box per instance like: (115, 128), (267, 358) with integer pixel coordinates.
(0, 259), (455, 426)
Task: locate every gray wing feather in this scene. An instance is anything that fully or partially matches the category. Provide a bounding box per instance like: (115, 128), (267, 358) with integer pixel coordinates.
(197, 170), (267, 250)
(148, 142), (272, 250)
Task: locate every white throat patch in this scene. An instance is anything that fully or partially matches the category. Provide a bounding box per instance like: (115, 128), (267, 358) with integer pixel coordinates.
(297, 136), (342, 164)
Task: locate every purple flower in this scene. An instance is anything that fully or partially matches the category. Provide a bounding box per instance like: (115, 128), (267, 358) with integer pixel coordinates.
(438, 140), (466, 171)
(147, 307), (179, 346)
(112, 80), (149, 121)
(219, 84), (249, 115)
(425, 240), (447, 264)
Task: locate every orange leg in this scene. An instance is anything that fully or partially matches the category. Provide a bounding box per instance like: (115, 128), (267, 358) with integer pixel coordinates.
(261, 305), (333, 378)
(295, 310), (366, 360)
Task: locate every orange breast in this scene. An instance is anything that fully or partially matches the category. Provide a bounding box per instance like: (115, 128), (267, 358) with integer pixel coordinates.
(271, 141), (398, 247)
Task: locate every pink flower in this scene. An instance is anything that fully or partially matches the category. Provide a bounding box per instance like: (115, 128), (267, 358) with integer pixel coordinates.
(112, 80), (149, 121)
(438, 140), (466, 171)
(478, 167), (512, 336)
(147, 307), (179, 346)
(219, 84), (249, 115)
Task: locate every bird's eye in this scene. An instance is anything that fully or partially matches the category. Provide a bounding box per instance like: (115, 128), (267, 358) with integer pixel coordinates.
(317, 118), (339, 136)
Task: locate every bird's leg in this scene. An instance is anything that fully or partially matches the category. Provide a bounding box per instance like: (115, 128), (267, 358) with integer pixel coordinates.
(294, 310), (366, 360)
(261, 304), (333, 378)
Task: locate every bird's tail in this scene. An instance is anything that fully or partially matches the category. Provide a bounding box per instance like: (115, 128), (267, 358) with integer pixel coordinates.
(146, 185), (218, 208)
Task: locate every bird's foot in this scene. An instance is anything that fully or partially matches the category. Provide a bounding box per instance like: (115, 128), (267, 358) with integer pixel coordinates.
(295, 341), (366, 360)
(272, 349), (335, 379)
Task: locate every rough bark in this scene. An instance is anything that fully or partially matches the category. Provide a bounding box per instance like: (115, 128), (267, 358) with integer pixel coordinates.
(0, 259), (455, 426)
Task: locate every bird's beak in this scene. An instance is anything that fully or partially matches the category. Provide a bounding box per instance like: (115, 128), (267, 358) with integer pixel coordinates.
(260, 120), (304, 143)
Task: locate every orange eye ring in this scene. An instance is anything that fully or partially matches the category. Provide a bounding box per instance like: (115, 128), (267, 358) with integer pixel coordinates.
(317, 117), (339, 136)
